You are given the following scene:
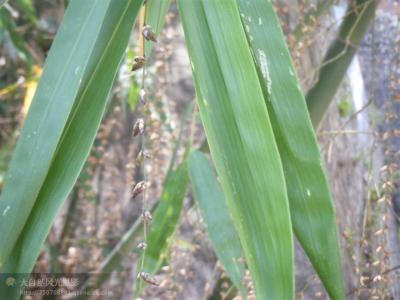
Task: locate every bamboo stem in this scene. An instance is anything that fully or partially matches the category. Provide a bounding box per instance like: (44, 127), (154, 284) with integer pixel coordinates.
(306, 0), (379, 128)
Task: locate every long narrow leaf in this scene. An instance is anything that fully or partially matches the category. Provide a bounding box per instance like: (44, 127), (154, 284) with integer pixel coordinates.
(189, 150), (247, 297)
(0, 0), (111, 269)
(0, 0), (143, 286)
(237, 1), (345, 298)
(178, 1), (294, 299)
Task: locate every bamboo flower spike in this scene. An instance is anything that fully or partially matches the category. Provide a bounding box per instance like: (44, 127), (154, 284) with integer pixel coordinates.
(142, 210), (153, 222)
(142, 25), (157, 43)
(135, 149), (151, 165)
(132, 181), (146, 199)
(133, 118), (145, 136)
(137, 242), (147, 250)
(137, 272), (160, 286)
(132, 56), (146, 71)
(139, 89), (146, 104)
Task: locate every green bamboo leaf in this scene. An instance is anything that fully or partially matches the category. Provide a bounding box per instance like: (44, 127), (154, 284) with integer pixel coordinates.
(237, 1), (344, 298)
(306, 0), (378, 127)
(0, 0), (143, 287)
(0, 0), (108, 270)
(178, 1), (294, 299)
(189, 150), (247, 297)
(144, 0), (171, 57)
(136, 159), (189, 294)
